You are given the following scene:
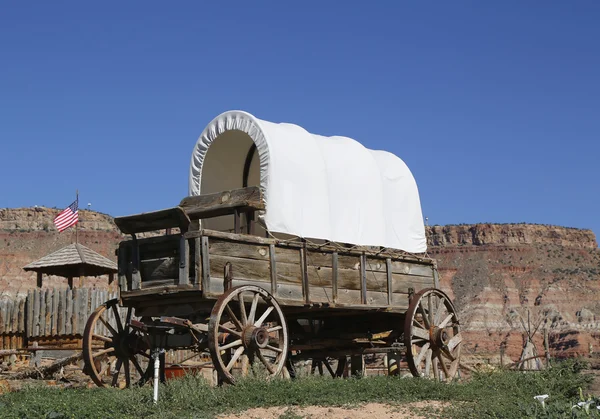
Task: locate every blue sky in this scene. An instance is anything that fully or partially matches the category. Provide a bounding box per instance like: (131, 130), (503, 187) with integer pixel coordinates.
(1, 2), (599, 240)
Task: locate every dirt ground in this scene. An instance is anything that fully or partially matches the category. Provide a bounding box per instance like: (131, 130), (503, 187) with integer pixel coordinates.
(218, 401), (449, 419)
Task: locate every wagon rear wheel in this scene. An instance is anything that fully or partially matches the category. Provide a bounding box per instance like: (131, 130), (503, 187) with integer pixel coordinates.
(404, 288), (462, 381)
(82, 299), (151, 388)
(208, 285), (288, 385)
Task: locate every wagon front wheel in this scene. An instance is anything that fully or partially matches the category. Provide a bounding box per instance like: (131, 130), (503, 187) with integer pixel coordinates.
(404, 288), (462, 381)
(208, 285), (289, 385)
(82, 299), (151, 388)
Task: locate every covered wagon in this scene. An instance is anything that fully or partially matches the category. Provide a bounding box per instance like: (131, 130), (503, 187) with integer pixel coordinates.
(81, 110), (462, 389)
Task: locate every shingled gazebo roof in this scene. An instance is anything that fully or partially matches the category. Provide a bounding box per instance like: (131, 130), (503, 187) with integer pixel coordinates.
(23, 243), (118, 278)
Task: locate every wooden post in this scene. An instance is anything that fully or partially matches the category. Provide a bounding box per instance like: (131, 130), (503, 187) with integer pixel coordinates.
(178, 236), (190, 286)
(360, 253), (367, 304)
(300, 242), (309, 305)
(201, 236), (210, 293)
(36, 272), (42, 288)
(332, 252), (338, 304)
(269, 244), (277, 296)
(386, 258), (392, 306)
(68, 277), (73, 289)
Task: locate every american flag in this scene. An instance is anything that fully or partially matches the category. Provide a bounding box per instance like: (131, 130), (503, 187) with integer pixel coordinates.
(54, 199), (79, 232)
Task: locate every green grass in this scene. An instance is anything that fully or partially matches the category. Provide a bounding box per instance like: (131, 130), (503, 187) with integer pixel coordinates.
(0, 359), (596, 419)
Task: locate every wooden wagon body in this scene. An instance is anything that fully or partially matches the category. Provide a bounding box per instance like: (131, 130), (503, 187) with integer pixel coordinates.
(81, 111), (462, 388)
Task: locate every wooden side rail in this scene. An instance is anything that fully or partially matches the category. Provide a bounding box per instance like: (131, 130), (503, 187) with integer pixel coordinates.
(179, 186), (264, 220)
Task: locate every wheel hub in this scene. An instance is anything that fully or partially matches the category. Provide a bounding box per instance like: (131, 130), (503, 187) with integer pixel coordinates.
(242, 326), (269, 349)
(431, 327), (450, 348)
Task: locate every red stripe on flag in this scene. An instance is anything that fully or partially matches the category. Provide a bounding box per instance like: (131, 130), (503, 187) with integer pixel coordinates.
(54, 200), (79, 232)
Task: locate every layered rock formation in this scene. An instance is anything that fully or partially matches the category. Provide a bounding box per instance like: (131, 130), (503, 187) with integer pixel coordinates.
(427, 224), (600, 364)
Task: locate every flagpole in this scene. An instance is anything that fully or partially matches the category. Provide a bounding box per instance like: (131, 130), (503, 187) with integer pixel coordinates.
(75, 190), (79, 245)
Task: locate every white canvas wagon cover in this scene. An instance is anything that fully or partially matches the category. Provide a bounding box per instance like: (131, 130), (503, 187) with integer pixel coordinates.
(189, 110), (427, 253)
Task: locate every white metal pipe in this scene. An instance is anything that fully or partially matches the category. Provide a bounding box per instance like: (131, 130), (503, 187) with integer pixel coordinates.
(153, 349), (161, 403)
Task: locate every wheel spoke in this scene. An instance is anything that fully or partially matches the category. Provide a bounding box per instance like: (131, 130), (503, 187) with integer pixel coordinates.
(424, 349), (432, 376)
(239, 292), (248, 326)
(123, 359), (131, 387)
(226, 346), (245, 371)
(432, 354), (439, 380)
(256, 350), (275, 374)
(130, 356), (145, 376)
(448, 333), (462, 351)
(255, 306), (274, 327)
(266, 344), (283, 353)
(219, 339), (243, 351)
(225, 305), (244, 331)
(418, 304), (430, 329)
(248, 293), (260, 324)
(434, 298), (446, 325)
(427, 294), (433, 327)
(413, 318), (426, 329)
(124, 307), (133, 333)
(412, 327), (429, 341)
(323, 359), (335, 377)
(111, 304), (123, 333)
(219, 324), (242, 337)
(439, 313), (454, 329)
(98, 316), (118, 336)
(111, 359), (123, 387)
(267, 325), (283, 333)
(92, 347), (115, 358)
(414, 342), (430, 365)
(437, 353), (450, 378)
(93, 334), (113, 343)
(441, 347), (456, 362)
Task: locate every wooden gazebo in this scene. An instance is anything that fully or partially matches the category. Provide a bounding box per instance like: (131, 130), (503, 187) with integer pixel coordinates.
(23, 243), (118, 288)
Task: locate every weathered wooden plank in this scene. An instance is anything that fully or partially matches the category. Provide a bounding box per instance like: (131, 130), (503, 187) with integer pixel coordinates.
(360, 253), (367, 304)
(269, 244), (277, 296)
(300, 244), (309, 304)
(208, 253), (432, 295)
(71, 288), (79, 336)
(51, 288), (59, 336)
(4, 301), (11, 334)
(81, 288), (89, 335)
(11, 299), (19, 333)
(201, 236), (210, 293)
(38, 289), (46, 336)
(209, 240), (271, 261)
(178, 237), (190, 286)
(365, 258), (433, 277)
(179, 186), (264, 220)
(188, 229), (434, 265)
(65, 288), (73, 335)
(18, 299), (25, 334)
(386, 258), (393, 306)
(114, 206), (190, 235)
(194, 237), (201, 286)
(0, 301), (6, 334)
(57, 288), (65, 336)
(45, 290), (52, 336)
(27, 290), (34, 337)
(33, 290), (41, 337)
(332, 252), (338, 303)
